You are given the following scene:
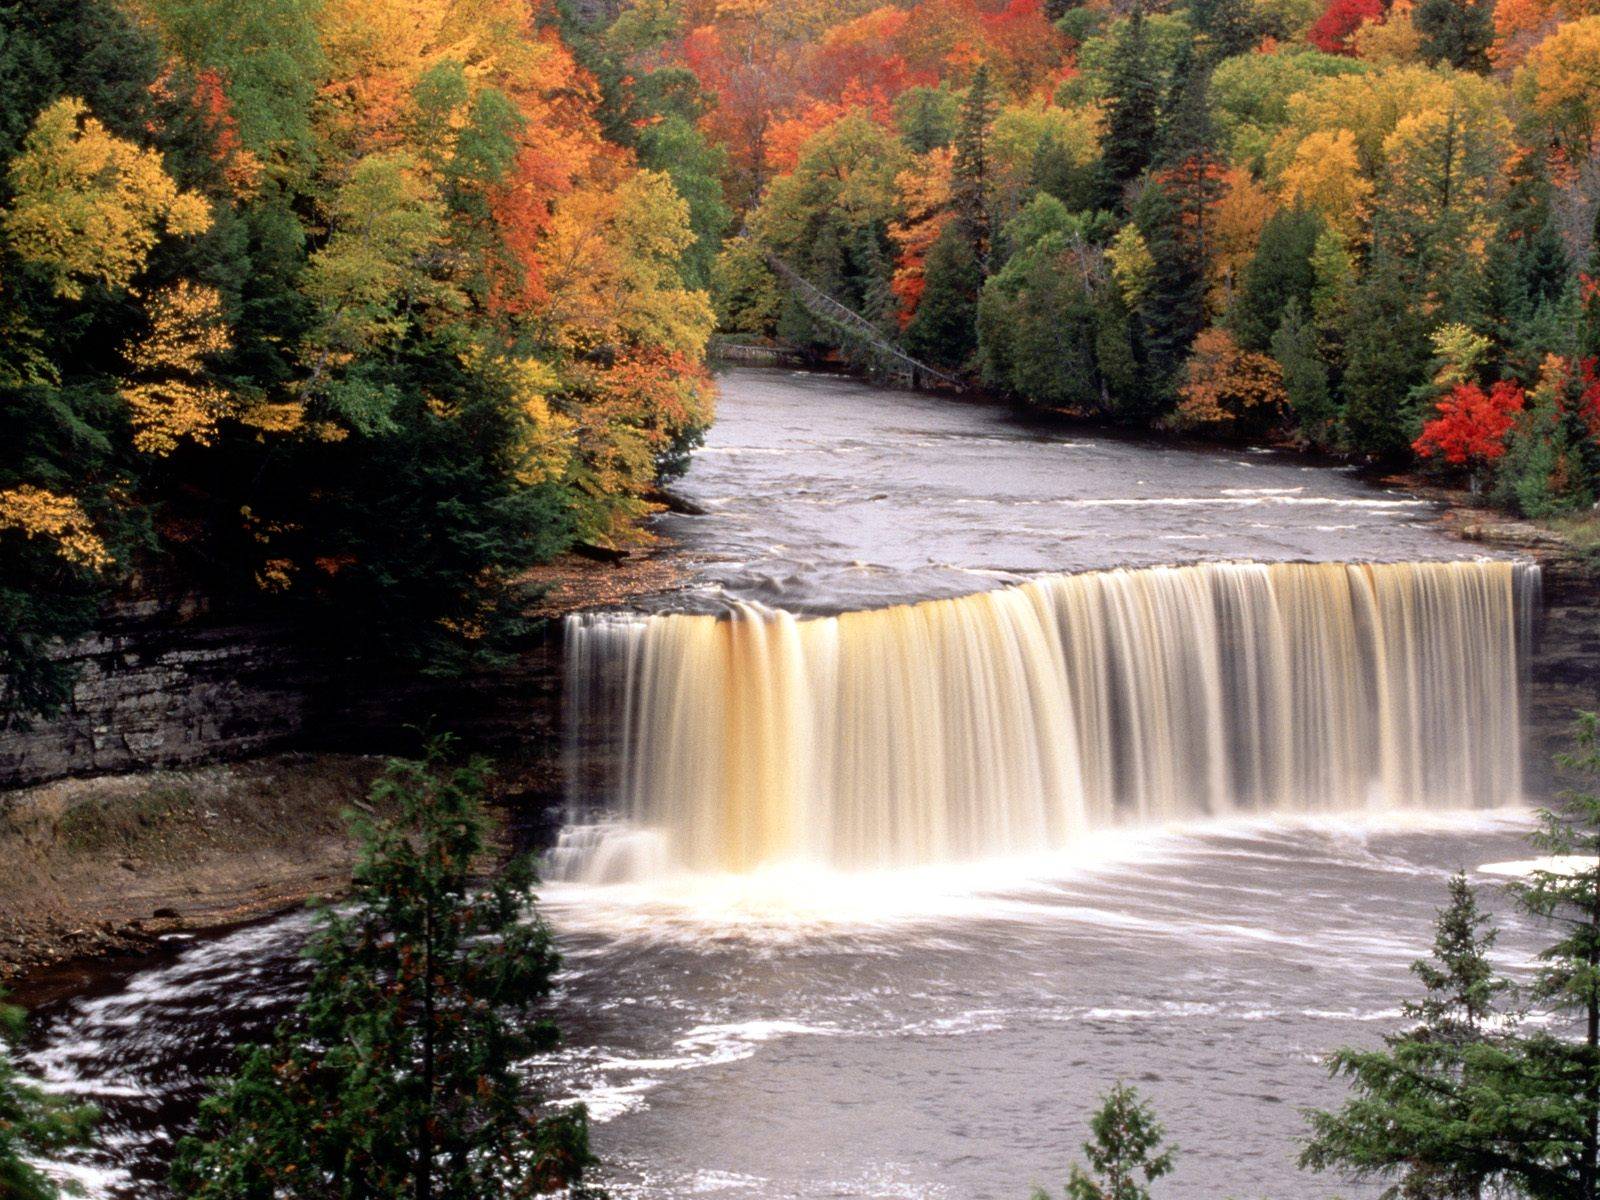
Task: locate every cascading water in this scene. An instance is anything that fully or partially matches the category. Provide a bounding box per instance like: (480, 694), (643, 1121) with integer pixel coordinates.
(555, 559), (1538, 881)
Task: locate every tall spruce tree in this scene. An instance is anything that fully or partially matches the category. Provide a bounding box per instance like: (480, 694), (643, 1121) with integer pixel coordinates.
(0, 993), (96, 1200)
(171, 739), (596, 1200)
(1131, 181), (1206, 405)
(1300, 873), (1560, 1200)
(1095, 5), (1161, 212)
(1414, 0), (1493, 72)
(905, 223), (982, 369)
(1339, 246), (1430, 458)
(952, 65), (998, 273)
(1509, 711), (1600, 1200)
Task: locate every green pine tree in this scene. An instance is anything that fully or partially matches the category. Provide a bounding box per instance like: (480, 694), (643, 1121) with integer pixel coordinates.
(0, 994), (96, 1200)
(1229, 206), (1323, 352)
(171, 738), (597, 1200)
(1270, 298), (1334, 444)
(1300, 873), (1557, 1200)
(952, 65), (998, 273)
(1131, 182), (1206, 404)
(1035, 1083), (1175, 1200)
(1414, 0), (1493, 72)
(1508, 712), (1600, 1200)
(905, 223), (982, 370)
(1095, 5), (1161, 211)
(1339, 247), (1429, 459)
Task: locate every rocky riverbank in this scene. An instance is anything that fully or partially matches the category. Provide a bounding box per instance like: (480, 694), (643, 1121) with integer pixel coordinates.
(0, 548), (684, 982)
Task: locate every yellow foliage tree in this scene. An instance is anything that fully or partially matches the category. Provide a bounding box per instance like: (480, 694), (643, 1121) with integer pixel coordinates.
(1271, 64), (1505, 179)
(0, 486), (111, 571)
(121, 281), (237, 455)
(1209, 168), (1276, 314)
(2, 97), (212, 300)
(1277, 129), (1373, 239)
(1352, 0), (1422, 64)
(1517, 15), (1600, 159)
(541, 169), (716, 358)
(1107, 224), (1156, 305)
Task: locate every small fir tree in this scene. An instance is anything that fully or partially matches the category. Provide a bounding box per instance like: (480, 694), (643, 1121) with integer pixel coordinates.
(171, 738), (595, 1200)
(1270, 299), (1335, 445)
(1036, 1083), (1175, 1200)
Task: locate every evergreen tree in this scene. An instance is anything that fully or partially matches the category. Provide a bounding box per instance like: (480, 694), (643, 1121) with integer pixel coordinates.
(1229, 206), (1323, 353)
(978, 239), (1104, 411)
(1509, 712), (1600, 1200)
(952, 65), (998, 273)
(1095, 6), (1161, 211)
(1300, 873), (1559, 1200)
(893, 87), (959, 154)
(1414, 0), (1493, 72)
(1339, 248), (1430, 459)
(1036, 1083), (1175, 1200)
(0, 993), (96, 1200)
(1191, 0), (1268, 62)
(905, 223), (982, 369)
(1271, 299), (1335, 444)
(171, 739), (596, 1200)
(1131, 182), (1206, 404)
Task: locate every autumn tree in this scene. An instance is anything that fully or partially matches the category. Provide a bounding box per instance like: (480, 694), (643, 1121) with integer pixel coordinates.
(1173, 326), (1288, 434)
(1413, 378), (1526, 489)
(1516, 16), (1600, 161)
(1308, 0), (1385, 53)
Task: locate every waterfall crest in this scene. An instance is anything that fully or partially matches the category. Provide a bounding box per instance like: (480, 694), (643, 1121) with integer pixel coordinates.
(560, 560), (1537, 879)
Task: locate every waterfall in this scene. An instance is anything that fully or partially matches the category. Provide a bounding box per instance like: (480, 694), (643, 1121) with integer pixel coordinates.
(557, 560), (1539, 880)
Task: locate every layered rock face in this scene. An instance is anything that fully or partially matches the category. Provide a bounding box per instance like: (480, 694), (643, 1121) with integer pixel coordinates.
(0, 590), (563, 792)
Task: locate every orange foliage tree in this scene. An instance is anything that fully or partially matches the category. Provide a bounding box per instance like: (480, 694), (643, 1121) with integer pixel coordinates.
(1174, 327), (1289, 433)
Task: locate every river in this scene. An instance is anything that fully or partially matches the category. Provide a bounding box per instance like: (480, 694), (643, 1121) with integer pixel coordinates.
(24, 368), (1544, 1200)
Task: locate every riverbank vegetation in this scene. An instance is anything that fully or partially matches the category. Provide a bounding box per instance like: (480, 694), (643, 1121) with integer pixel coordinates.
(0, 0), (718, 723)
(652, 0), (1600, 514)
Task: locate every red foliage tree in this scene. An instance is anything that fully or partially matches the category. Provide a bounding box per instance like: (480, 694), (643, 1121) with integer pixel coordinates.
(1412, 379), (1526, 485)
(1308, 0), (1386, 54)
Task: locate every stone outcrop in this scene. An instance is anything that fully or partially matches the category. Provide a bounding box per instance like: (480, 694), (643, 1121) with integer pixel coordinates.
(0, 589), (564, 792)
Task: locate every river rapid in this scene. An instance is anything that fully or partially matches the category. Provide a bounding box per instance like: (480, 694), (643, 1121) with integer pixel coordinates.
(23, 368), (1544, 1199)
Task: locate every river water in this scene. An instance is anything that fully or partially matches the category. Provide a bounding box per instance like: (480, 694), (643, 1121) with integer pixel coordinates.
(24, 369), (1544, 1199)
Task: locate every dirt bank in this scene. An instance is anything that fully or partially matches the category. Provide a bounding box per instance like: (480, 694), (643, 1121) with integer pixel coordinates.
(0, 755), (390, 982)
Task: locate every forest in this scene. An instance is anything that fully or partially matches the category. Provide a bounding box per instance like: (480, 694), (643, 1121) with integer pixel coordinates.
(685, 0), (1600, 501)
(5, 0), (1600, 720)
(0, 0), (721, 722)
